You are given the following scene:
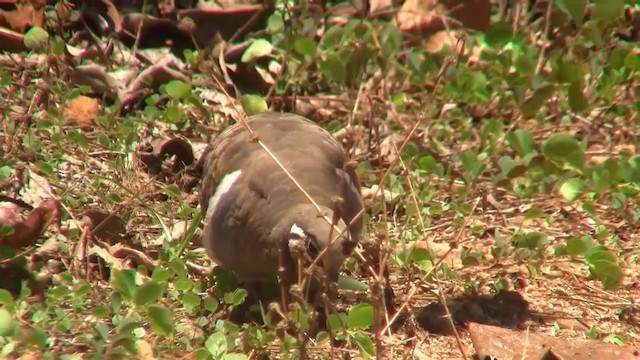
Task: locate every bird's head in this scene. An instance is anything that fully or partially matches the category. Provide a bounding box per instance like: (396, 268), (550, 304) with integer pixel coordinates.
(287, 215), (356, 282)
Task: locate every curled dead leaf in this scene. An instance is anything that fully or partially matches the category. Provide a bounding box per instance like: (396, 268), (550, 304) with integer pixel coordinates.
(75, 0), (121, 36)
(0, 26), (26, 52)
(195, 143), (212, 176)
(0, 199), (59, 249)
(120, 58), (189, 111)
(178, 6), (269, 48)
(82, 209), (127, 245)
(153, 137), (195, 172)
(0, 0), (46, 33)
(119, 13), (193, 50)
(140, 137), (195, 175)
(396, 0), (490, 50)
(127, 58), (189, 95)
(444, 0), (491, 31)
(69, 65), (123, 101)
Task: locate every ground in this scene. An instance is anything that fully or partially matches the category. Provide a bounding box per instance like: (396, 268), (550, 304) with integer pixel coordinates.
(0, 0), (639, 359)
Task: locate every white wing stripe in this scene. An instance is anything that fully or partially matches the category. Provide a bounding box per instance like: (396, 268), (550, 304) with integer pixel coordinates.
(204, 169), (243, 225)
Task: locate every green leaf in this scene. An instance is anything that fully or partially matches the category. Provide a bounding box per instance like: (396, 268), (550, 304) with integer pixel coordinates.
(116, 317), (142, 334)
(231, 288), (247, 306)
(344, 44), (371, 86)
(0, 224), (14, 237)
(484, 22), (513, 48)
(592, 0), (624, 22)
(554, 61), (585, 84)
(134, 281), (164, 306)
(34, 160), (55, 178)
(521, 84), (556, 118)
(320, 54), (347, 84)
(110, 269), (137, 300)
(418, 155), (437, 173)
(293, 36), (317, 57)
(346, 303), (374, 329)
(203, 298), (218, 314)
(223, 354), (248, 360)
(513, 232), (548, 250)
(506, 129), (534, 157)
(205, 332), (226, 356)
(337, 276), (369, 291)
(241, 94), (268, 116)
(151, 267), (172, 283)
(352, 332), (376, 357)
(175, 277), (193, 291)
(542, 132), (584, 169)
(589, 260), (623, 290)
(560, 178), (587, 202)
(459, 149), (486, 179)
(26, 326), (50, 348)
(0, 289), (14, 308)
(524, 207), (545, 219)
(584, 246), (616, 265)
(498, 156), (527, 178)
(556, 0), (587, 23)
(147, 305), (174, 337)
(326, 313), (346, 337)
(266, 14), (285, 34)
(164, 80), (192, 100)
(107, 193), (124, 204)
(182, 291), (200, 312)
(161, 184), (182, 198)
(568, 83), (587, 113)
(223, 288), (247, 306)
(565, 236), (591, 256)
(0, 308), (14, 336)
(241, 39), (273, 63)
(24, 26), (49, 50)
(321, 25), (344, 50)
(0, 166), (12, 182)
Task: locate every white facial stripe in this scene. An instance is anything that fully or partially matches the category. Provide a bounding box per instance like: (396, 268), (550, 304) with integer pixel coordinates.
(290, 223), (306, 238)
(204, 169), (242, 225)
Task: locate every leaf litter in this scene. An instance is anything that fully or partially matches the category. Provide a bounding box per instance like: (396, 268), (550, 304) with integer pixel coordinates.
(0, 0), (639, 359)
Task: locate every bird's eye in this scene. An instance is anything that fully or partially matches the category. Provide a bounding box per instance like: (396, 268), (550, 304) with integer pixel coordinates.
(307, 239), (320, 259)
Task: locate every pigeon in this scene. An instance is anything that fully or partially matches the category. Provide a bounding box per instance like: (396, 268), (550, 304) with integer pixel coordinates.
(200, 112), (363, 285)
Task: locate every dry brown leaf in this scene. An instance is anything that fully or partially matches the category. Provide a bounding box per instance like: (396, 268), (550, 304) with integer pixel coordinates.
(16, 350), (43, 360)
(424, 30), (454, 53)
(0, 26), (26, 52)
(21, 168), (54, 206)
(178, 6), (269, 48)
(88, 245), (125, 270)
(0, 199), (59, 249)
(396, 0), (490, 55)
(0, 0), (46, 33)
(395, 0), (443, 33)
(82, 209), (127, 245)
(135, 339), (157, 360)
(148, 137), (195, 174)
(123, 58), (189, 107)
(369, 0), (393, 15)
(62, 96), (101, 130)
(69, 65), (123, 101)
(444, 0), (491, 31)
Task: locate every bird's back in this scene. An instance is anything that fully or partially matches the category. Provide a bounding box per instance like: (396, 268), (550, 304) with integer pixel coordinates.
(200, 113), (362, 280)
